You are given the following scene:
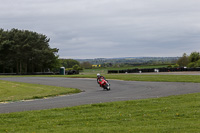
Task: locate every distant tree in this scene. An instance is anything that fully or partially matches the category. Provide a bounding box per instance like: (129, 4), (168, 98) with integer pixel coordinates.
(72, 64), (79, 70)
(177, 53), (189, 67)
(194, 60), (200, 67)
(187, 62), (196, 68)
(81, 62), (92, 69)
(167, 65), (172, 68)
(72, 64), (83, 71)
(102, 63), (113, 67)
(59, 59), (80, 68)
(187, 52), (200, 68)
(177, 52), (200, 68)
(189, 52), (200, 62)
(174, 64), (179, 68)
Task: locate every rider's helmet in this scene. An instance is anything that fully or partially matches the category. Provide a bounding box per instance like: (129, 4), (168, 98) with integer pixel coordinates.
(97, 73), (100, 78)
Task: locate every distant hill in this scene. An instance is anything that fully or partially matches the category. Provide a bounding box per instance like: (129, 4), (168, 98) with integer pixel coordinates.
(75, 57), (179, 65)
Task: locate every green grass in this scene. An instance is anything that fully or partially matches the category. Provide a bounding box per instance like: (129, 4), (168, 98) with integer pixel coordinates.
(0, 80), (80, 102)
(0, 71), (200, 132)
(15, 74), (199, 83)
(58, 74), (200, 83)
(105, 74), (200, 82)
(1, 74), (200, 83)
(81, 65), (169, 74)
(0, 93), (200, 132)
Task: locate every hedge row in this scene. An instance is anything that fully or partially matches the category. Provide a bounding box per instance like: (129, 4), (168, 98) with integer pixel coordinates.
(108, 67), (200, 74)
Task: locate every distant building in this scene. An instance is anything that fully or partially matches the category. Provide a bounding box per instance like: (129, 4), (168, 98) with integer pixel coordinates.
(92, 65), (101, 68)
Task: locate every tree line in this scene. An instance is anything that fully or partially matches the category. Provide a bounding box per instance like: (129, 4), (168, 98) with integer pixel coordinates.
(177, 52), (200, 67)
(0, 29), (59, 74)
(2, 28), (198, 74)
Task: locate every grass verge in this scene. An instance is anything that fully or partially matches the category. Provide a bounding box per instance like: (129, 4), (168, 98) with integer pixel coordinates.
(80, 65), (170, 74)
(0, 80), (80, 102)
(2, 74), (200, 83)
(0, 93), (200, 132)
(105, 74), (200, 83)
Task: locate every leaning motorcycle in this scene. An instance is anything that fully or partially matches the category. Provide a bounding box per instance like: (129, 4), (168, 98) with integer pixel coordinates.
(98, 79), (111, 91)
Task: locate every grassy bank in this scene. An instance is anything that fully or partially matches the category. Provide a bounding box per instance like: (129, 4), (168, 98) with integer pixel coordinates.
(0, 80), (80, 102)
(105, 74), (200, 83)
(0, 73), (200, 132)
(64, 74), (200, 83)
(80, 65), (170, 74)
(1, 74), (200, 83)
(0, 93), (200, 132)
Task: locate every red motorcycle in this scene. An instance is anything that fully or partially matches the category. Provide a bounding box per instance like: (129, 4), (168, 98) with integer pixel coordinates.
(98, 78), (111, 91)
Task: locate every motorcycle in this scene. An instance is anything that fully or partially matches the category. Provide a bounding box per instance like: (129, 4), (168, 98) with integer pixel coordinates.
(98, 78), (111, 91)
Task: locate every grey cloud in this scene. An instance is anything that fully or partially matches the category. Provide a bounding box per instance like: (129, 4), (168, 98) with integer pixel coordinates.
(1, 0), (200, 58)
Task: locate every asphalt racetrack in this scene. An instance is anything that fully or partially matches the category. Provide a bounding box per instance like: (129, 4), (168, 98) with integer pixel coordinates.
(1, 77), (200, 114)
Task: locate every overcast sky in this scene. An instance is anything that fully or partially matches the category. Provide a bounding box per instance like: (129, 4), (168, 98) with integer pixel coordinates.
(1, 0), (200, 59)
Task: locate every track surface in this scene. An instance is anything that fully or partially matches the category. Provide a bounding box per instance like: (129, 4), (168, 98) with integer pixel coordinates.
(0, 77), (200, 114)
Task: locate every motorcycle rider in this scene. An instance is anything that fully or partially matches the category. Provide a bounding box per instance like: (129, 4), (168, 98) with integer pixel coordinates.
(97, 73), (106, 87)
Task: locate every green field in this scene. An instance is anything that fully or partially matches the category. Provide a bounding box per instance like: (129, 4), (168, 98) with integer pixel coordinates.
(0, 93), (200, 132)
(1, 73), (200, 132)
(65, 74), (200, 83)
(4, 74), (197, 83)
(80, 65), (170, 74)
(0, 80), (80, 103)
